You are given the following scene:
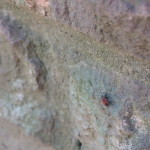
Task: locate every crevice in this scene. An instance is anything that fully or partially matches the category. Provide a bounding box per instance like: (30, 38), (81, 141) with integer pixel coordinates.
(75, 140), (82, 150)
(26, 41), (47, 90)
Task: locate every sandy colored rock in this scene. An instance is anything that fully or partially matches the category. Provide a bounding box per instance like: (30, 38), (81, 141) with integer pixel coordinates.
(0, 0), (150, 150)
(10, 0), (150, 61)
(0, 117), (54, 150)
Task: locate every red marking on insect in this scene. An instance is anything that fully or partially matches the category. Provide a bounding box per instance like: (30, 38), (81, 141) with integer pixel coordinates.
(101, 96), (110, 106)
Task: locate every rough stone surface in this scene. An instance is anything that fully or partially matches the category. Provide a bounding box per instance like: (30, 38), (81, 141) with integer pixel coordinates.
(10, 0), (150, 61)
(0, 117), (54, 150)
(0, 0), (150, 150)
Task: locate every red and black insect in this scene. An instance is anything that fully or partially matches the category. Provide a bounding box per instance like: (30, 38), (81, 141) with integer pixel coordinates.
(101, 96), (110, 106)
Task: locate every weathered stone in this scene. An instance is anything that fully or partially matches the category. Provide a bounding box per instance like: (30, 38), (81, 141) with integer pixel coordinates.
(70, 65), (150, 150)
(0, 117), (54, 150)
(10, 0), (150, 61)
(0, 1), (150, 150)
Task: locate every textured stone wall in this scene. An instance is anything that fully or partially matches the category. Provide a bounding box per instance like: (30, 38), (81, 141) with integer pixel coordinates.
(10, 0), (150, 61)
(0, 0), (150, 150)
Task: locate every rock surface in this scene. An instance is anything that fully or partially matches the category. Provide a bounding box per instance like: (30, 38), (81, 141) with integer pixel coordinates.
(0, 117), (54, 150)
(0, 0), (150, 150)
(10, 0), (150, 61)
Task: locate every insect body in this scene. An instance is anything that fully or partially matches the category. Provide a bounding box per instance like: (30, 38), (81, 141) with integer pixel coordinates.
(101, 96), (110, 106)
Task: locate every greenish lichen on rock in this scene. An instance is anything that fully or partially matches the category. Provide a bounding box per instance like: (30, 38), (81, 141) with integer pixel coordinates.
(9, 0), (150, 61)
(0, 1), (150, 150)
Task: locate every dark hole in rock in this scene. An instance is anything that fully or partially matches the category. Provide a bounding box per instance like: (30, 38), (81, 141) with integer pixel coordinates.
(76, 140), (82, 150)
